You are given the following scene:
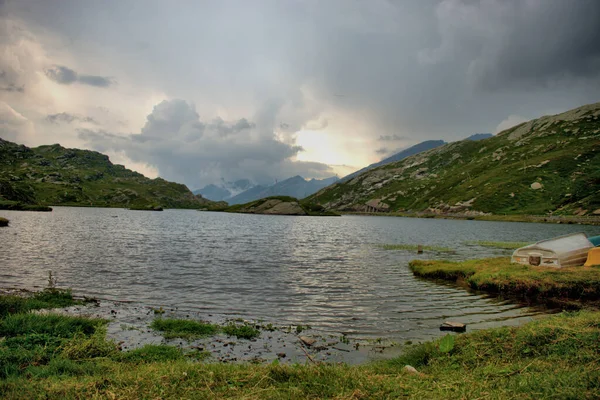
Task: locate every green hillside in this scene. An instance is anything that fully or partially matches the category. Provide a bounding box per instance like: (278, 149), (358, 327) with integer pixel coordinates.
(308, 102), (600, 216)
(0, 138), (219, 209)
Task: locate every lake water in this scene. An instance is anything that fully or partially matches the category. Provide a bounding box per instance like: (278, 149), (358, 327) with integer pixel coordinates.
(1, 207), (598, 343)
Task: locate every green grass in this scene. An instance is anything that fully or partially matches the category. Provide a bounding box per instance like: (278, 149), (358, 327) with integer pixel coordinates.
(150, 318), (219, 339)
(378, 243), (455, 253)
(0, 314), (106, 379)
(0, 311), (598, 398)
(222, 323), (261, 339)
(465, 240), (531, 249)
(0, 289), (81, 318)
(409, 257), (600, 308)
(0, 313), (101, 338)
(114, 345), (185, 363)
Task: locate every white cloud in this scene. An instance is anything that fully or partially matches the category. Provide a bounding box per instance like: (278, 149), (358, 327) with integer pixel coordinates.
(494, 115), (528, 134)
(79, 99), (336, 189)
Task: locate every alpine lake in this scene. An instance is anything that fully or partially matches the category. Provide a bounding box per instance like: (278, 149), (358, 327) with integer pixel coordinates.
(1, 207), (597, 364)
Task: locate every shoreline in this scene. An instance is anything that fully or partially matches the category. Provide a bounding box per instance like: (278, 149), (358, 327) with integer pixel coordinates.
(3, 203), (599, 225)
(1, 287), (598, 398)
(341, 211), (600, 225)
(0, 287), (400, 365)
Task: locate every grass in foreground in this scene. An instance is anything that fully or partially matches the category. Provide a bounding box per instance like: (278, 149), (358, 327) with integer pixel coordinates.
(465, 240), (531, 249)
(378, 243), (454, 253)
(1, 308), (598, 399)
(410, 257), (600, 308)
(0, 289), (81, 318)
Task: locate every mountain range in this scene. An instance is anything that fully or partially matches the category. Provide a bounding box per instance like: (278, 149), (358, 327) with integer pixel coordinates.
(196, 134), (492, 204)
(195, 176), (339, 204)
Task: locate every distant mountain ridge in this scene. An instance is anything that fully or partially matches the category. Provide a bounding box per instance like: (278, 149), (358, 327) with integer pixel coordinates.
(193, 179), (253, 201)
(228, 175), (339, 204)
(465, 133), (493, 141)
(307, 102), (600, 216)
(341, 140), (446, 183)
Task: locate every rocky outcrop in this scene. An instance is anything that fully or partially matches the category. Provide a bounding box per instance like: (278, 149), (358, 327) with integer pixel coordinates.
(230, 198), (307, 215)
(225, 196), (339, 216)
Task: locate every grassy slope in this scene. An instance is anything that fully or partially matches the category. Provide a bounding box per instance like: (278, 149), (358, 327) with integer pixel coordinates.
(410, 257), (600, 308)
(308, 102), (600, 215)
(0, 138), (215, 209)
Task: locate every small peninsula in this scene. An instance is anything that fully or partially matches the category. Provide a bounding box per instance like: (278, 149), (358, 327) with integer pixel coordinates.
(222, 196), (340, 216)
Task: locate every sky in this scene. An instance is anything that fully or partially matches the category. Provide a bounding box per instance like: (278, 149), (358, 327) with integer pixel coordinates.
(1, 0), (599, 190)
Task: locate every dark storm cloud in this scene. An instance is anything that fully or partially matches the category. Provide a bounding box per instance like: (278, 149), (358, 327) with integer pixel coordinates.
(46, 112), (98, 125)
(473, 1), (600, 89)
(78, 74), (115, 87)
(422, 0), (600, 90)
(79, 99), (334, 188)
(3, 0), (600, 169)
(44, 65), (115, 87)
(210, 117), (255, 137)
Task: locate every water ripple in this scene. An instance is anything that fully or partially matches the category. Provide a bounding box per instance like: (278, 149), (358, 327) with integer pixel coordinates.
(0, 207), (596, 342)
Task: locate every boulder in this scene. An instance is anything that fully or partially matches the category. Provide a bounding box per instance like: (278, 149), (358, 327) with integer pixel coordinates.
(530, 182), (543, 190)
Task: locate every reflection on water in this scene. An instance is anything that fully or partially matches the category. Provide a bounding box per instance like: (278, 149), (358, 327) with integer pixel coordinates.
(1, 207), (596, 342)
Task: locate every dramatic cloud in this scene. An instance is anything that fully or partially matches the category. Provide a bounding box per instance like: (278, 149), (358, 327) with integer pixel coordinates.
(494, 115), (528, 134)
(79, 99), (335, 189)
(0, 102), (35, 143)
(45, 65), (115, 87)
(422, 0), (600, 90)
(1, 0), (600, 188)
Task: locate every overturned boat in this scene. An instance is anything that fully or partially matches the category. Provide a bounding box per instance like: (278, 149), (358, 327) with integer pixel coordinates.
(511, 232), (594, 268)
